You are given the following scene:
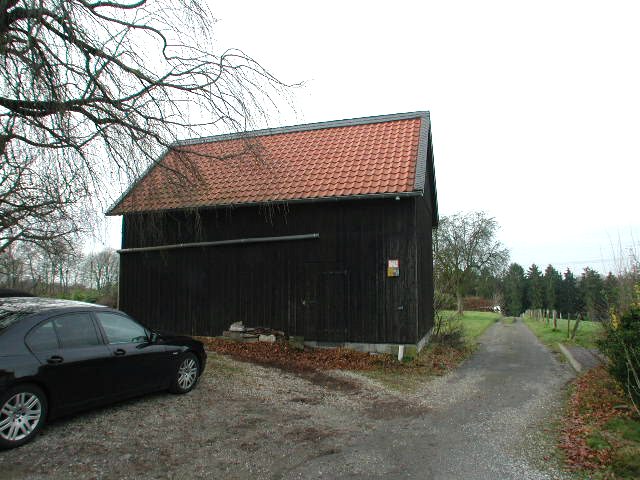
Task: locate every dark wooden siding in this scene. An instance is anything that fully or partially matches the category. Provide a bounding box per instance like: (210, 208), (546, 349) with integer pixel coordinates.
(119, 197), (431, 344)
(415, 195), (435, 340)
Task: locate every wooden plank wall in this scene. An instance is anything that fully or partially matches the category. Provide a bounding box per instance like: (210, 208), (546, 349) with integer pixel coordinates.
(119, 197), (431, 344)
(415, 195), (435, 340)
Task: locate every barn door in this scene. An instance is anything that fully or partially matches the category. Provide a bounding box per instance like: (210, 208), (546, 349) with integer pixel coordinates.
(299, 263), (348, 342)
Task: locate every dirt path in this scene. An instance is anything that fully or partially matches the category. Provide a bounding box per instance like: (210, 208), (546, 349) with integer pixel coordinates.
(282, 318), (575, 480)
(1, 318), (575, 479)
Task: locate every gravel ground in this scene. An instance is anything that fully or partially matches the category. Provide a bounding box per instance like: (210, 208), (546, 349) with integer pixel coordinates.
(0, 354), (419, 480)
(1, 318), (574, 480)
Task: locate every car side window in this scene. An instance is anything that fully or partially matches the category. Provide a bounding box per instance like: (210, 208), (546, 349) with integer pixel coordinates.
(26, 321), (59, 352)
(95, 312), (148, 344)
(52, 313), (101, 349)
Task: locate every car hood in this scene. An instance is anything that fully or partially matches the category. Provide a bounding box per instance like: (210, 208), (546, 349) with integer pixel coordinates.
(158, 333), (201, 346)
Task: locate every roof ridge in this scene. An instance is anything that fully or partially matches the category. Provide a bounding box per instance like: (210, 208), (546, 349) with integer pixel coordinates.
(176, 111), (429, 147)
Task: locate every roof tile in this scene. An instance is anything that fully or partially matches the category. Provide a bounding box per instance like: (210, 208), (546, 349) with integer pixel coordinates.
(110, 114), (425, 214)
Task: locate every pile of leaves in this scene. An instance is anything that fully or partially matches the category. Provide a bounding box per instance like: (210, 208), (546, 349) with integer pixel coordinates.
(198, 337), (470, 375)
(560, 366), (632, 472)
(198, 337), (396, 372)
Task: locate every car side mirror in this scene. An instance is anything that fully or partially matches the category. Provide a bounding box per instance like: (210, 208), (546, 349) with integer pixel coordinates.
(149, 331), (159, 343)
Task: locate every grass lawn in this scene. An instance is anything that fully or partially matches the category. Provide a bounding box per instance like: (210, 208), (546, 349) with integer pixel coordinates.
(523, 317), (604, 351)
(449, 310), (501, 345)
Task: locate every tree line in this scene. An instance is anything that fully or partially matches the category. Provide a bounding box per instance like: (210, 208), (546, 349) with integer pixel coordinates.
(434, 211), (639, 321)
(0, 240), (119, 306)
(500, 263), (637, 320)
(460, 259), (639, 322)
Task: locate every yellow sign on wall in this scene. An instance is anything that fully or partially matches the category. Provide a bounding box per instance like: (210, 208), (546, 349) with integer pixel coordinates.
(387, 259), (400, 277)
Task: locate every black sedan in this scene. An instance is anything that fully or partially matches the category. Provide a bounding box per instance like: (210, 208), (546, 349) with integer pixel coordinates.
(0, 297), (207, 449)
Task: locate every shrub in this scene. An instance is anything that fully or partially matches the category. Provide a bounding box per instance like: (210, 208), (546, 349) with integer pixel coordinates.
(435, 289), (456, 311)
(599, 294), (640, 411)
(96, 292), (118, 308)
(432, 311), (465, 349)
(70, 288), (99, 303)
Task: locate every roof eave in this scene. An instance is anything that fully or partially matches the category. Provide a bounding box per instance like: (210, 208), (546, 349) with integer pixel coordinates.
(413, 111), (430, 192)
(105, 149), (170, 216)
(107, 190), (425, 216)
(413, 112), (438, 227)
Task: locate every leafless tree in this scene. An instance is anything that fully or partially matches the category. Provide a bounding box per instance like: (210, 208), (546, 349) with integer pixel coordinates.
(0, 236), (82, 294)
(1, 0), (290, 251)
(0, 244), (25, 287)
(0, 148), (83, 252)
(610, 234), (640, 314)
(83, 248), (118, 292)
(43, 237), (83, 295)
(433, 211), (510, 314)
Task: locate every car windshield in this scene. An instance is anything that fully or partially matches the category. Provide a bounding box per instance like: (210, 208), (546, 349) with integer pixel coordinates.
(0, 310), (26, 334)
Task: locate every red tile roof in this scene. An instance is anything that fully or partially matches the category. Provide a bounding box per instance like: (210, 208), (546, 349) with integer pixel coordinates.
(108, 112), (431, 214)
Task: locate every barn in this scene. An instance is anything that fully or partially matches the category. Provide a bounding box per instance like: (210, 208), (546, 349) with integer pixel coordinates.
(108, 111), (438, 353)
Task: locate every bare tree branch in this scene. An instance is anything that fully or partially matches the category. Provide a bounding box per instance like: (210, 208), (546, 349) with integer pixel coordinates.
(0, 0), (293, 252)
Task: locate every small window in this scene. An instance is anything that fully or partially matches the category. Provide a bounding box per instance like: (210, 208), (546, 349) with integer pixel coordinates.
(52, 313), (101, 349)
(27, 321), (58, 352)
(95, 312), (148, 344)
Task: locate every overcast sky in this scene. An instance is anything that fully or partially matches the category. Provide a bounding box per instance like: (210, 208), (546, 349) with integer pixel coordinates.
(103, 0), (640, 275)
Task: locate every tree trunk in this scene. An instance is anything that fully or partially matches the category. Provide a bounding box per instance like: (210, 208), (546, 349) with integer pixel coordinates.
(570, 314), (581, 340)
(456, 290), (464, 315)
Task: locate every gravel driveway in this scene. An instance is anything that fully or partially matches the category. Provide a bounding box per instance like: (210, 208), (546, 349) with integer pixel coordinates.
(1, 318), (574, 480)
(283, 318), (576, 480)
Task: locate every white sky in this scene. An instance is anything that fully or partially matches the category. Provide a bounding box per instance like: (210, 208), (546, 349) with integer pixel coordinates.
(102, 0), (640, 275)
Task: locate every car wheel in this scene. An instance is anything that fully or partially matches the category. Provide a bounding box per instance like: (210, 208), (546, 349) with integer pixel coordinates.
(0, 384), (47, 449)
(169, 352), (199, 394)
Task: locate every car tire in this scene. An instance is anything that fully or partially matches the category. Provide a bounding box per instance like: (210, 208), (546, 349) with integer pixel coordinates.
(169, 352), (199, 394)
(0, 384), (47, 449)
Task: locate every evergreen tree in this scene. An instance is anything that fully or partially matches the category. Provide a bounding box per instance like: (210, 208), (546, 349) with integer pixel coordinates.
(526, 264), (545, 310)
(580, 268), (606, 320)
(603, 272), (619, 311)
(543, 264), (563, 311)
(503, 263), (526, 316)
(559, 268), (580, 318)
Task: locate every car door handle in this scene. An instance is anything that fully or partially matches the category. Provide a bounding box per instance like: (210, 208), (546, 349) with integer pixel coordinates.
(113, 349), (126, 356)
(47, 355), (64, 364)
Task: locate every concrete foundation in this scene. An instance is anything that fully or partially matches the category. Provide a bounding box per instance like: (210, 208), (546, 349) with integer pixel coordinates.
(304, 328), (433, 357)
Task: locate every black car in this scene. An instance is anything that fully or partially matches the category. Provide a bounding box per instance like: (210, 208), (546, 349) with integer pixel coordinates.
(0, 289), (34, 298)
(0, 297), (207, 449)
